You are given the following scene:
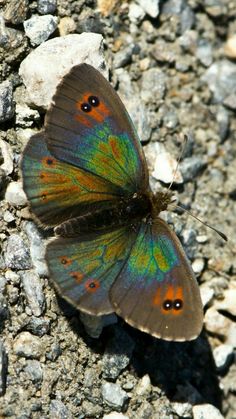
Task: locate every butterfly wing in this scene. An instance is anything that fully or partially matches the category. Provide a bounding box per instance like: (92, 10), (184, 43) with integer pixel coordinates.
(46, 226), (138, 315)
(45, 63), (149, 195)
(21, 132), (122, 226)
(110, 218), (203, 341)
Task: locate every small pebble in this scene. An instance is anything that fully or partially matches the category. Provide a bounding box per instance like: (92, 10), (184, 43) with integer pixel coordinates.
(113, 44), (135, 69)
(196, 39), (213, 67)
(103, 328), (135, 380)
(24, 221), (48, 277)
(172, 402), (192, 418)
(204, 307), (232, 339)
(213, 344), (234, 372)
(80, 312), (117, 338)
(13, 332), (43, 359)
(0, 81), (14, 123)
(141, 68), (166, 103)
(24, 360), (43, 383)
(5, 181), (27, 206)
(135, 374), (151, 396)
(26, 317), (51, 337)
(102, 382), (128, 409)
(103, 413), (129, 419)
(16, 104), (40, 128)
(4, 0), (29, 25)
(58, 17), (76, 36)
(200, 285), (214, 308)
(49, 400), (72, 419)
(128, 4), (145, 24)
(192, 258), (205, 274)
(0, 139), (14, 175)
(151, 143), (183, 184)
(37, 0), (57, 15)
(137, 0), (160, 18)
(180, 156), (206, 182)
(193, 403), (224, 419)
(24, 15), (58, 46)
(224, 34), (236, 59)
(4, 234), (31, 270)
(20, 270), (45, 317)
(202, 60), (236, 103)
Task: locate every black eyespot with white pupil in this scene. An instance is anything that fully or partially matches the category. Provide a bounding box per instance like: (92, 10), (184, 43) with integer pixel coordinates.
(174, 299), (183, 310)
(163, 300), (172, 311)
(81, 96), (100, 113)
(88, 96), (100, 107)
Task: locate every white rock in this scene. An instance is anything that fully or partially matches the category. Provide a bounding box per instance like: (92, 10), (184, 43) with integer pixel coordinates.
(215, 288), (236, 316)
(23, 14), (58, 46)
(102, 382), (128, 408)
(172, 402), (192, 418)
(225, 323), (236, 347)
(224, 35), (236, 59)
(192, 258), (205, 274)
(128, 4), (145, 23)
(200, 285), (214, 308)
(5, 181), (27, 206)
(151, 143), (183, 184)
(204, 307), (232, 338)
(0, 139), (14, 175)
(0, 80), (14, 122)
(16, 104), (40, 127)
(137, 0), (160, 18)
(193, 404), (224, 419)
(213, 344), (234, 370)
(103, 413), (129, 419)
(135, 374), (151, 396)
(19, 33), (107, 109)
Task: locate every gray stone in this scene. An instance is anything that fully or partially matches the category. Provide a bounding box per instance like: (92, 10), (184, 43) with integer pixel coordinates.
(202, 60), (236, 103)
(20, 270), (45, 317)
(5, 181), (27, 206)
(213, 344), (234, 372)
(137, 0), (160, 18)
(0, 340), (7, 396)
(0, 21), (28, 65)
(162, 0), (185, 15)
(114, 44), (136, 69)
(4, 234), (31, 270)
(26, 317), (51, 337)
(180, 156), (207, 182)
(19, 33), (107, 109)
(141, 68), (166, 103)
(204, 0), (227, 18)
(0, 139), (14, 175)
(193, 404), (224, 419)
(102, 382), (128, 409)
(4, 0), (29, 25)
(216, 106), (229, 141)
(49, 399), (72, 419)
(102, 328), (135, 379)
(223, 93), (236, 110)
(13, 332), (43, 359)
(23, 15), (58, 46)
(80, 312), (117, 338)
(24, 222), (48, 277)
(24, 360), (43, 383)
(151, 40), (176, 64)
(37, 0), (57, 14)
(116, 69), (151, 142)
(197, 40), (213, 67)
(181, 5), (195, 33)
(0, 81), (14, 122)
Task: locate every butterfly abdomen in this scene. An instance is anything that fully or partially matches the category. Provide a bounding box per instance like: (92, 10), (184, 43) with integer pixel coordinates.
(54, 193), (151, 238)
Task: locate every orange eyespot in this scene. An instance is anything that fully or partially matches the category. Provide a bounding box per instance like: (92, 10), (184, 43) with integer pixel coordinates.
(42, 157), (56, 167)
(70, 271), (84, 283)
(59, 256), (72, 266)
(85, 279), (100, 293)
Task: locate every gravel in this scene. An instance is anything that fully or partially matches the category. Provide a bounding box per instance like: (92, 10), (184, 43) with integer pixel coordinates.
(1, 1), (235, 418)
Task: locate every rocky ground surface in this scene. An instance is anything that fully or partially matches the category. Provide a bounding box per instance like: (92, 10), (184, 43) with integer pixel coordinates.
(0, 0), (236, 418)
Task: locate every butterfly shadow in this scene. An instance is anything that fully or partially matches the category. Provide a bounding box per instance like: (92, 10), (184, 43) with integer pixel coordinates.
(56, 298), (222, 411)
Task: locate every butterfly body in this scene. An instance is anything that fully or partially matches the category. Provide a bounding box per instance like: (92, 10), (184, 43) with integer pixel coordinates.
(21, 63), (203, 341)
(54, 192), (152, 237)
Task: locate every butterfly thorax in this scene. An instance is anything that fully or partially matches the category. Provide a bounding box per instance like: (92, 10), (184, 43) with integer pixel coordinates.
(54, 192), (152, 238)
(151, 190), (173, 217)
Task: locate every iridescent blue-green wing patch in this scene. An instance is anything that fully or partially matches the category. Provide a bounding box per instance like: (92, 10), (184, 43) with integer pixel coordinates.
(110, 218), (203, 341)
(21, 132), (123, 227)
(46, 226), (138, 314)
(45, 63), (149, 196)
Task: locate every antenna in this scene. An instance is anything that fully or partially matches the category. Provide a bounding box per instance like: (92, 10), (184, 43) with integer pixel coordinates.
(174, 203), (228, 242)
(166, 134), (227, 242)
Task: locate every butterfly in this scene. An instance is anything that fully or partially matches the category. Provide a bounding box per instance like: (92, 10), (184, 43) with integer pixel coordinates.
(21, 63), (203, 341)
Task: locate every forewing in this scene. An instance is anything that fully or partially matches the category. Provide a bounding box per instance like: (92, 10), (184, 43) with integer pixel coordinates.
(21, 132), (122, 226)
(45, 63), (149, 195)
(46, 226), (138, 315)
(110, 218), (203, 341)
